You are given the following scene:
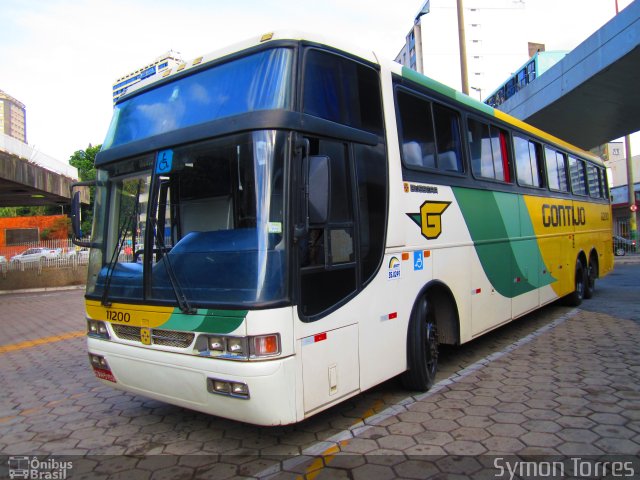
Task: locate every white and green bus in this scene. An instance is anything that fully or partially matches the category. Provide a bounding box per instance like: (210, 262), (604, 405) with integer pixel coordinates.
(73, 31), (613, 426)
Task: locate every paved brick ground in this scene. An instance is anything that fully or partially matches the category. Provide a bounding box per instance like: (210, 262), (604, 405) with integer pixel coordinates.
(0, 264), (639, 479)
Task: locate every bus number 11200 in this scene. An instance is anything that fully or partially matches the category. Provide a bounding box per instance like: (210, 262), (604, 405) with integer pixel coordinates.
(106, 310), (131, 323)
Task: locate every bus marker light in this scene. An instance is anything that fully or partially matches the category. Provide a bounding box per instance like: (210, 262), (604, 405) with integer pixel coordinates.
(260, 33), (274, 42)
(314, 332), (327, 343)
(424, 250), (431, 258)
(401, 252), (410, 261)
(472, 288), (482, 295)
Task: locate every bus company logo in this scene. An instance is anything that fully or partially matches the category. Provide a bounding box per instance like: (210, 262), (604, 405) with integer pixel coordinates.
(387, 256), (401, 281)
(407, 201), (451, 240)
(8, 456), (73, 479)
(404, 182), (439, 194)
(542, 203), (586, 227)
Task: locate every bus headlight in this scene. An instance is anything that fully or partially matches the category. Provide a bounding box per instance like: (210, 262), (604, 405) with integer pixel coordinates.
(207, 377), (250, 399)
(87, 320), (110, 339)
(227, 337), (247, 355)
(208, 336), (224, 351)
(199, 333), (280, 360)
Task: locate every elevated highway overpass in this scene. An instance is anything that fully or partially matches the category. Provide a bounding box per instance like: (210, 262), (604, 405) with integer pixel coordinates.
(0, 133), (85, 207)
(498, 0), (640, 150)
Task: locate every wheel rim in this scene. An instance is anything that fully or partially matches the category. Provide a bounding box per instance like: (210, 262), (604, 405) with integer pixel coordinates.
(425, 321), (437, 376)
(423, 299), (438, 377)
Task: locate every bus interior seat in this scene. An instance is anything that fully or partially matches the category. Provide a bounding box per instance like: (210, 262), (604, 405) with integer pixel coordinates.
(403, 141), (423, 167)
(438, 151), (460, 172)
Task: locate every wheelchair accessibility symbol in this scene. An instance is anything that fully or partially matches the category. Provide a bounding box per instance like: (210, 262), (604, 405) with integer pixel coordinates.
(414, 251), (424, 271)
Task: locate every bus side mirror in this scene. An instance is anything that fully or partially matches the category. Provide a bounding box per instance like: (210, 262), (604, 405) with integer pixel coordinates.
(308, 155), (330, 225)
(70, 181), (95, 248)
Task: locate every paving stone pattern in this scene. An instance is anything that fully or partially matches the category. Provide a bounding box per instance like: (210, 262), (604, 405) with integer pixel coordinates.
(0, 271), (639, 478)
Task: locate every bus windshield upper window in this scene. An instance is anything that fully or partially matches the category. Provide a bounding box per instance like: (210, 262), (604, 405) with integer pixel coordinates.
(303, 50), (383, 135)
(102, 49), (293, 150)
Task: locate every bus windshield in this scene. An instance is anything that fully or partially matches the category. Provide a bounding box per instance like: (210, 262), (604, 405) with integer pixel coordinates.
(88, 130), (288, 308)
(102, 48), (293, 150)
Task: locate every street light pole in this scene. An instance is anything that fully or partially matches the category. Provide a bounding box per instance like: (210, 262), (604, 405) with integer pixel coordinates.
(457, 0), (470, 95)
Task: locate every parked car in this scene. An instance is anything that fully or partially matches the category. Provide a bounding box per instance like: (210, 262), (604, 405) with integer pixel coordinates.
(613, 235), (636, 256)
(10, 247), (60, 265)
(66, 247), (90, 261)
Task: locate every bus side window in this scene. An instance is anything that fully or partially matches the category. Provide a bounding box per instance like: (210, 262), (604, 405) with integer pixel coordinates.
(569, 155), (587, 195)
(514, 135), (543, 187)
(545, 147), (569, 192)
(397, 90), (436, 169)
(586, 163), (601, 198)
(468, 118), (511, 182)
(433, 103), (463, 173)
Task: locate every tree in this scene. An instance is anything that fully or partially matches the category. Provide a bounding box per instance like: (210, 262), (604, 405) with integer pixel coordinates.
(69, 144), (100, 182)
(69, 144), (101, 236)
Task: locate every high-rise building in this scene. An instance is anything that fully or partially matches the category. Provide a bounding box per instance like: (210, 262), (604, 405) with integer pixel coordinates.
(0, 89), (27, 143)
(112, 50), (183, 103)
(396, 0), (527, 99)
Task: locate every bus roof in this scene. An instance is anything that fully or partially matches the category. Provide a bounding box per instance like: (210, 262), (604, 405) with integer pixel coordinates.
(116, 30), (603, 167)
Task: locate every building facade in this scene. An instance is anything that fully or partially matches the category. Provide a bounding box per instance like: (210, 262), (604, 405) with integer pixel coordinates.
(0, 90), (27, 143)
(112, 50), (183, 103)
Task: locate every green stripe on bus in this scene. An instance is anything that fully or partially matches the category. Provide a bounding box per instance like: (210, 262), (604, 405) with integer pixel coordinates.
(453, 188), (554, 298)
(401, 67), (495, 116)
(161, 309), (247, 333)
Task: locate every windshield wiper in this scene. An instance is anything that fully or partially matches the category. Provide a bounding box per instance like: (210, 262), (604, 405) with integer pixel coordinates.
(149, 217), (196, 314)
(101, 183), (141, 307)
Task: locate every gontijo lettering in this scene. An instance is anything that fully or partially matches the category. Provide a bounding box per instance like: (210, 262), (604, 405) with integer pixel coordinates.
(542, 203), (586, 227)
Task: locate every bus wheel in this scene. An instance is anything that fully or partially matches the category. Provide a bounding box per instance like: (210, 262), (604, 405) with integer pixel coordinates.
(584, 257), (598, 299)
(401, 295), (438, 391)
(564, 259), (586, 307)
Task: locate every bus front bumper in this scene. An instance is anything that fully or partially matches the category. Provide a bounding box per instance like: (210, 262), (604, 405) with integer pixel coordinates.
(87, 337), (299, 426)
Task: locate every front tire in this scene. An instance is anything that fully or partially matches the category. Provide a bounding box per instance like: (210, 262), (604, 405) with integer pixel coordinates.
(401, 295), (438, 391)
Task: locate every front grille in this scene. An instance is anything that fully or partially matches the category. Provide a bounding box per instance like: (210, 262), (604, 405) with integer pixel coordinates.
(112, 324), (141, 341)
(152, 329), (195, 348)
(111, 324), (194, 348)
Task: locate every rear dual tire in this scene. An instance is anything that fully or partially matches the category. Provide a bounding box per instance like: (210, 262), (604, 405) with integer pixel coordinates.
(564, 259), (586, 307)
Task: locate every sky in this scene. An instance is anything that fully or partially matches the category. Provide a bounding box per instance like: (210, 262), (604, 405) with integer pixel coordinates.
(1, 0), (636, 163)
